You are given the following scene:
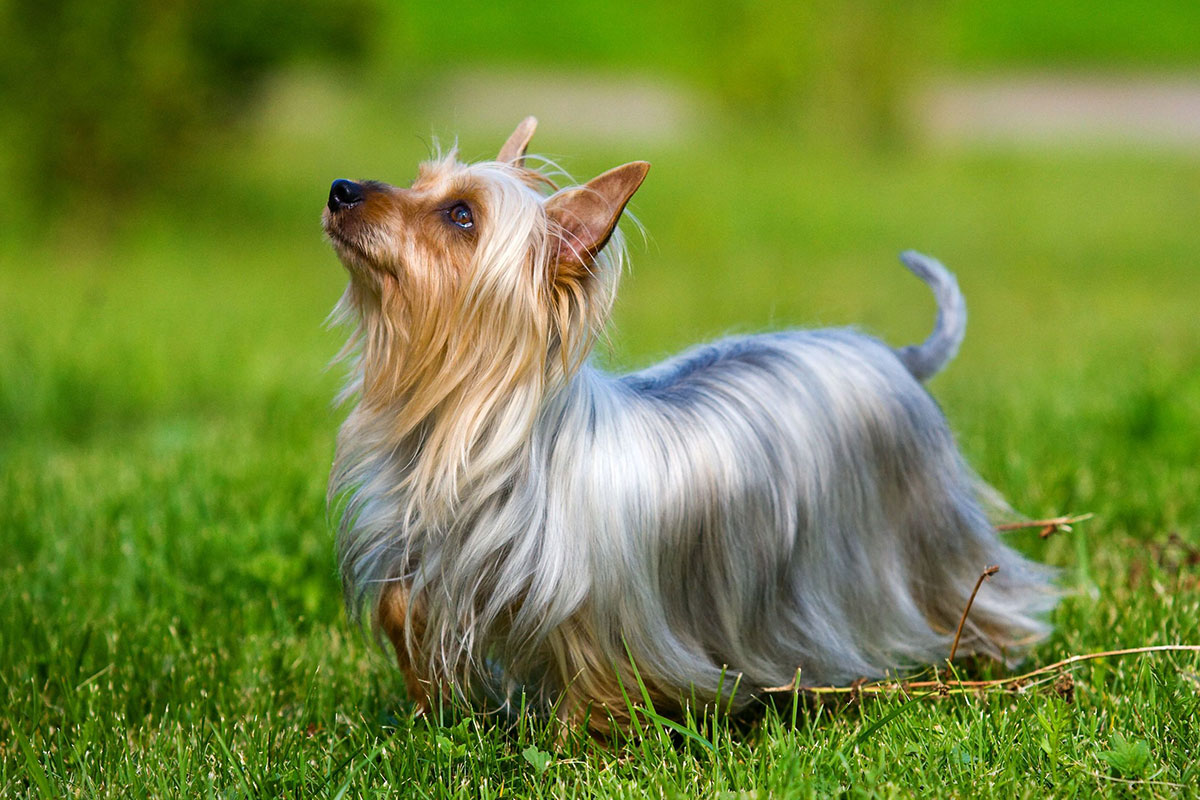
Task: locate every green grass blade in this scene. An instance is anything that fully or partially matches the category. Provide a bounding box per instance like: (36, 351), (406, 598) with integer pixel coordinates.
(853, 692), (935, 747)
(13, 727), (55, 800)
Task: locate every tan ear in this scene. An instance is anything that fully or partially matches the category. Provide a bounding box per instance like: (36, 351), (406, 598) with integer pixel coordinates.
(497, 116), (538, 166)
(545, 161), (650, 269)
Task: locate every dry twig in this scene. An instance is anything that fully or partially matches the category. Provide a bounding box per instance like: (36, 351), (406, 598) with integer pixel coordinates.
(948, 565), (1000, 663)
(996, 513), (1094, 538)
(762, 644), (1200, 696)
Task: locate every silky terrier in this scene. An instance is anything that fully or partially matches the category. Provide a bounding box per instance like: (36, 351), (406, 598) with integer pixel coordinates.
(323, 117), (1055, 731)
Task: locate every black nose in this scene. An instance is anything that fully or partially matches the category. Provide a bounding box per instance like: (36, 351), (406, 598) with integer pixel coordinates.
(328, 179), (365, 212)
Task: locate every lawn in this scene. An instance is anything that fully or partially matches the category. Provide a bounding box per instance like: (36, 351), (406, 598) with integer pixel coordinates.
(2, 99), (1198, 796)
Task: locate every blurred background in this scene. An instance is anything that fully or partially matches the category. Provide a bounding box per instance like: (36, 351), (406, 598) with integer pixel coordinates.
(2, 1), (1199, 617)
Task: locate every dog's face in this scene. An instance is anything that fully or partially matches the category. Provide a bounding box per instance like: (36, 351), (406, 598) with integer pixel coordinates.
(322, 172), (485, 287)
(323, 119), (649, 395)
(322, 159), (545, 303)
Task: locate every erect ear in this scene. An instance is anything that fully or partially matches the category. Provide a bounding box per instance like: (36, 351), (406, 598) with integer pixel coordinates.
(545, 161), (650, 270)
(497, 116), (538, 166)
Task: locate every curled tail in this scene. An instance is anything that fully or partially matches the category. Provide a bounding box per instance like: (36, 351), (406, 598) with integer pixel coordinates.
(895, 250), (966, 381)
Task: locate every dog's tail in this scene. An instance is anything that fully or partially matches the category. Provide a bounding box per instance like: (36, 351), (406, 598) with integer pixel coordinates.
(894, 250), (966, 382)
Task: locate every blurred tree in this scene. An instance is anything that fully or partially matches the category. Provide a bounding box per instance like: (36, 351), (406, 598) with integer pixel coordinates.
(0, 0), (376, 211)
(700, 1), (945, 146)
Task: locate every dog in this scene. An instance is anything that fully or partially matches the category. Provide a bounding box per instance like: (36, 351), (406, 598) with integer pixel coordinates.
(322, 117), (1055, 732)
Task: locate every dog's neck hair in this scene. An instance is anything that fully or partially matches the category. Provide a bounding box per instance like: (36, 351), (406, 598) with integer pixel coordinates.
(331, 157), (624, 674)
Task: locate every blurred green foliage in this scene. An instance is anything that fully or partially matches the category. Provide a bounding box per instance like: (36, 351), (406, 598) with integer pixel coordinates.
(949, 0), (1200, 68)
(0, 0), (376, 208)
(5, 0), (1200, 220)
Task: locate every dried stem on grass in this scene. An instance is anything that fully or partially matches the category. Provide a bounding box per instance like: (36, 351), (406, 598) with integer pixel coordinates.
(948, 564), (1000, 663)
(763, 645), (1200, 697)
(996, 513), (1094, 539)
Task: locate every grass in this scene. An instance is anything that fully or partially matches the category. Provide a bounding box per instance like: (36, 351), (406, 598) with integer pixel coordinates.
(2, 94), (1199, 797)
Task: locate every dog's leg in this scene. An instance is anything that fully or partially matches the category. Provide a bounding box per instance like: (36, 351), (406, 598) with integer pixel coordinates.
(558, 679), (626, 740)
(551, 624), (681, 739)
(377, 582), (434, 715)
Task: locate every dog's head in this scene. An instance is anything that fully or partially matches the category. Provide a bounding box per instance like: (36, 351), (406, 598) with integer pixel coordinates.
(324, 118), (649, 407)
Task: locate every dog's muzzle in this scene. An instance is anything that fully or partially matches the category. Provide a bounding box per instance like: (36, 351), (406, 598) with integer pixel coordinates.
(328, 179), (366, 212)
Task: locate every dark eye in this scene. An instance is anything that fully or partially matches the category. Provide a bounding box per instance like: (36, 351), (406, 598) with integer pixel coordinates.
(447, 202), (474, 229)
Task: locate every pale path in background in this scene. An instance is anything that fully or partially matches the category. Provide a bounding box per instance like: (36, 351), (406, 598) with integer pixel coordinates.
(431, 70), (1200, 148)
